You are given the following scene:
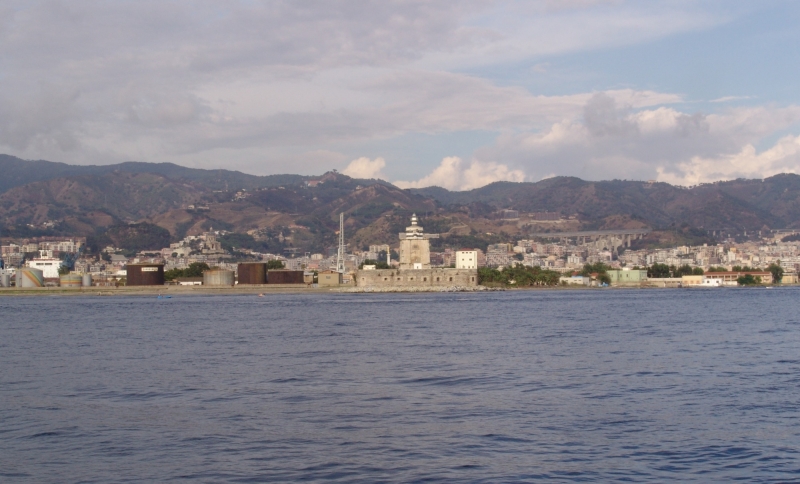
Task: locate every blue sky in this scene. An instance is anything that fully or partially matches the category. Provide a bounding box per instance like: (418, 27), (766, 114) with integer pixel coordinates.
(539, 2), (799, 104)
(1, 1), (799, 189)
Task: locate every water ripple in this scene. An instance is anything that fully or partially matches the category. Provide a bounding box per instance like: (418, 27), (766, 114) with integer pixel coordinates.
(1, 290), (800, 482)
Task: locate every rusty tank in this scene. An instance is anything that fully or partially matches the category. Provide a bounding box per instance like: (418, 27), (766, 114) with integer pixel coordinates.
(203, 269), (235, 286)
(127, 263), (165, 286)
(267, 270), (305, 284)
(237, 262), (267, 285)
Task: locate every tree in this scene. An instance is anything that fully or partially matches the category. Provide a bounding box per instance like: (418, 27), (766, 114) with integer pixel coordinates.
(58, 264), (70, 276)
(581, 262), (610, 276)
(737, 274), (759, 285)
(768, 263), (784, 283)
(359, 259), (391, 269)
(184, 262), (210, 277)
(103, 222), (171, 253)
(164, 262), (211, 281)
(477, 264), (561, 287)
(692, 267), (704, 275)
(376, 250), (390, 263)
(647, 263), (670, 278)
(218, 232), (279, 253)
(266, 259), (285, 270)
(164, 268), (183, 281)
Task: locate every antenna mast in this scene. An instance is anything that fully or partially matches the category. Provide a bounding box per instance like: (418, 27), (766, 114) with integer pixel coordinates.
(336, 213), (346, 273)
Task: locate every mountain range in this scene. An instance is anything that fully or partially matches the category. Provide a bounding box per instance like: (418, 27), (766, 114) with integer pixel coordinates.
(2, 154), (799, 253)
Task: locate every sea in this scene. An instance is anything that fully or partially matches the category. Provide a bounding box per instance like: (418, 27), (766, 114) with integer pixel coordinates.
(1, 288), (799, 483)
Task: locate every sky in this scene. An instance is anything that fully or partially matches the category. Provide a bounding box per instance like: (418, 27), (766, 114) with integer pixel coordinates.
(2, 1), (800, 190)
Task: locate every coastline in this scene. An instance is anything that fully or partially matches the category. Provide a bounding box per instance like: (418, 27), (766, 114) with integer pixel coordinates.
(0, 284), (595, 296)
(0, 284), (337, 297)
(0, 283), (782, 297)
(0, 284), (506, 297)
(0, 284), (714, 297)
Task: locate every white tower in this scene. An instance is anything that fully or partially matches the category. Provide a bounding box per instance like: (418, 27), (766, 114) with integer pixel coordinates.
(336, 212), (346, 273)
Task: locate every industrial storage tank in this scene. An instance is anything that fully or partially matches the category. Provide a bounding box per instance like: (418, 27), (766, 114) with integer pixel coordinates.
(18, 268), (45, 288)
(0, 273), (10, 287)
(204, 269), (235, 286)
(127, 263), (165, 286)
(267, 270), (305, 284)
(82, 273), (93, 287)
(237, 262), (267, 284)
(60, 274), (83, 288)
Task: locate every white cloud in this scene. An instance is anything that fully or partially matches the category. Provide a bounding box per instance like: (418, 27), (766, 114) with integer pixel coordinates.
(0, 0), (725, 172)
(394, 156), (525, 191)
(342, 157), (387, 180)
(710, 96), (753, 103)
(0, 0), (795, 191)
(656, 135), (800, 186)
(353, 71), (682, 134)
(419, 1), (727, 70)
(474, 93), (800, 183)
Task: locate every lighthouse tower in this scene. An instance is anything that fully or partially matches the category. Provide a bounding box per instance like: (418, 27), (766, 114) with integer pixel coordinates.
(398, 214), (431, 270)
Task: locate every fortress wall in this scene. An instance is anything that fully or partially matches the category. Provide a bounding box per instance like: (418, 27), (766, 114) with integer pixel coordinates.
(356, 268), (478, 288)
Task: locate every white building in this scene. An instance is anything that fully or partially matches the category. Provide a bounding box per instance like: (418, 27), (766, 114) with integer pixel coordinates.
(368, 244), (390, 254)
(27, 258), (63, 278)
(560, 275), (590, 285)
(456, 250), (478, 269)
(40, 239), (84, 253)
(567, 254), (584, 265)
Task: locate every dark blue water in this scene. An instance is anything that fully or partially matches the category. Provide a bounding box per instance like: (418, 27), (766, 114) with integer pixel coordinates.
(1, 289), (799, 482)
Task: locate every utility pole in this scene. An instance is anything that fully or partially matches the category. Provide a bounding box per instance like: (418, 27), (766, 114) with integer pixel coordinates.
(336, 213), (346, 274)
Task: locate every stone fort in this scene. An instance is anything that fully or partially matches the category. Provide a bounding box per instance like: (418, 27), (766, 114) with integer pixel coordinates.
(356, 214), (478, 288)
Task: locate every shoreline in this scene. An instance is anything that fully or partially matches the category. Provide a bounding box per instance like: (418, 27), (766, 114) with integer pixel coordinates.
(0, 284), (510, 297)
(1, 283), (779, 297)
(0, 284), (601, 296)
(0, 284), (337, 297)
